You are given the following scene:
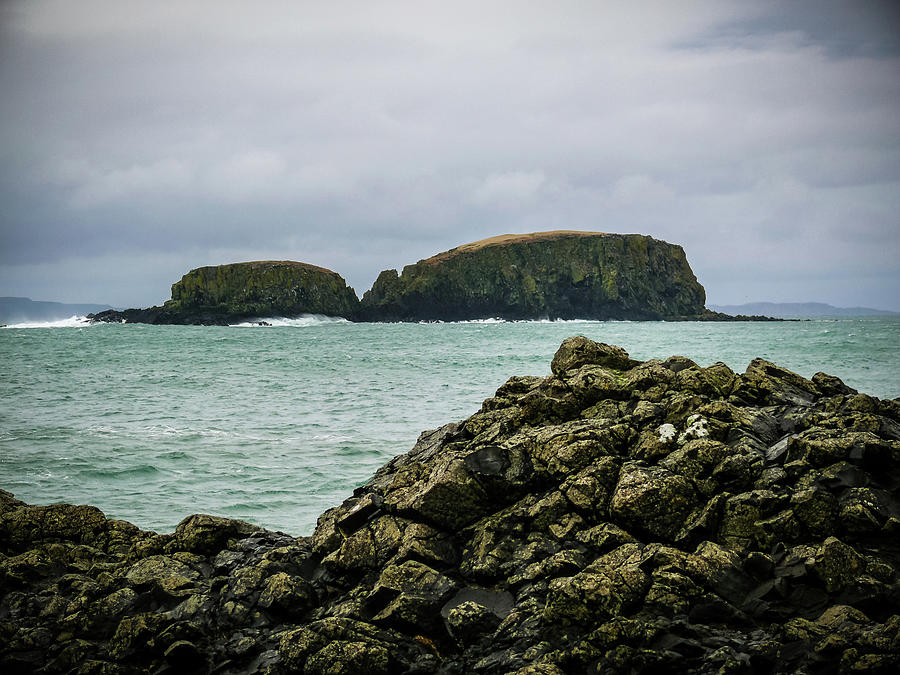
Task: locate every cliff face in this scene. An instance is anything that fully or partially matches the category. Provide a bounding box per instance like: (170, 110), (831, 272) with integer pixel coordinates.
(165, 261), (359, 320)
(90, 261), (360, 324)
(3, 338), (899, 674)
(359, 232), (707, 321)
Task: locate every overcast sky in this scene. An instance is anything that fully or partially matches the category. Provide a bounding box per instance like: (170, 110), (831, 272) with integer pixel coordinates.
(1, 0), (898, 310)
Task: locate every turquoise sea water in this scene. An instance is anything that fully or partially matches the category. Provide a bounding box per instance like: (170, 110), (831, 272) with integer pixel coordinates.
(1, 317), (898, 536)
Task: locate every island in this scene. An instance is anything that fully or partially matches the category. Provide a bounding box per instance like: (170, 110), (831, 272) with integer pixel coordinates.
(359, 231), (709, 321)
(90, 261), (360, 326)
(2, 337), (897, 673)
(88, 232), (777, 325)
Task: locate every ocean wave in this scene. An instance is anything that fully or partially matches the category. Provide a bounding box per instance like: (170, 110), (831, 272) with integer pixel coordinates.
(78, 464), (163, 479)
(230, 314), (351, 327)
(422, 317), (603, 325)
(2, 315), (92, 329)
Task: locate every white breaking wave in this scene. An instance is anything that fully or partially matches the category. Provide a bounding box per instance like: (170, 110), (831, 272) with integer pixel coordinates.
(425, 317), (603, 325)
(2, 315), (92, 329)
(230, 314), (351, 327)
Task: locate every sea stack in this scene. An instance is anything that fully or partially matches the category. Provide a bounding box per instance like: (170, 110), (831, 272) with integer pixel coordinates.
(91, 261), (360, 325)
(166, 261), (359, 319)
(359, 231), (707, 321)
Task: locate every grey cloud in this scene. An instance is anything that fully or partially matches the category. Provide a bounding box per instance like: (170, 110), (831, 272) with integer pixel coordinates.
(1, 0), (898, 309)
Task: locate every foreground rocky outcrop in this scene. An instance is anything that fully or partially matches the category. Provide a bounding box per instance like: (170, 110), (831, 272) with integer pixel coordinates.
(3, 338), (899, 674)
(359, 232), (709, 321)
(90, 261), (359, 325)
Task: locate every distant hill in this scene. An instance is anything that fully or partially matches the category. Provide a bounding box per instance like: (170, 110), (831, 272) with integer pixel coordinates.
(0, 297), (114, 324)
(708, 302), (899, 318)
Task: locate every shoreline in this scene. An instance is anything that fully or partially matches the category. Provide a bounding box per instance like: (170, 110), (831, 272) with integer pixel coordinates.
(86, 307), (784, 326)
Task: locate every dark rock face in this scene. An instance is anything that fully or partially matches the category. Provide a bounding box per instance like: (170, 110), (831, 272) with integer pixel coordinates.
(87, 236), (778, 325)
(359, 231), (708, 321)
(90, 261), (360, 325)
(3, 337), (900, 674)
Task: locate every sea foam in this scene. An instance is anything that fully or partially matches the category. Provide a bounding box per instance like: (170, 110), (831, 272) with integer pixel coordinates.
(230, 315), (351, 328)
(2, 315), (92, 329)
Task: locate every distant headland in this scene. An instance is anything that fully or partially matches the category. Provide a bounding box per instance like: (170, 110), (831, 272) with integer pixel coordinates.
(708, 302), (899, 318)
(88, 232), (778, 325)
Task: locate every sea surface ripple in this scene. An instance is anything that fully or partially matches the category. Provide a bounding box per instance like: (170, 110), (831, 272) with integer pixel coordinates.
(1, 317), (898, 535)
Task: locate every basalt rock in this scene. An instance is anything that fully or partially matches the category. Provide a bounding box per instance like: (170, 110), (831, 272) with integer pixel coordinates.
(88, 235), (779, 325)
(3, 338), (900, 674)
(90, 261), (359, 325)
(359, 231), (709, 321)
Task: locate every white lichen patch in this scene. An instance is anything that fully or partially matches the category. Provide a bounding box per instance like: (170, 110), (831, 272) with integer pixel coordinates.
(658, 423), (677, 444)
(679, 414), (709, 443)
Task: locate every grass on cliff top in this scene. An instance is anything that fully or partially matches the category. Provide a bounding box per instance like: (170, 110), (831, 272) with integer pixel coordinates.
(422, 230), (613, 266)
(189, 260), (340, 276)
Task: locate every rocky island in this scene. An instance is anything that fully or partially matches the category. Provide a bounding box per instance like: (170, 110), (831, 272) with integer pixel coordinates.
(2, 338), (898, 673)
(89, 261), (359, 325)
(359, 231), (708, 321)
(89, 232), (774, 324)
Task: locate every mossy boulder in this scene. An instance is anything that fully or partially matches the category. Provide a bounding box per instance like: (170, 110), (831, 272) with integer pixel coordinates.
(359, 231), (708, 321)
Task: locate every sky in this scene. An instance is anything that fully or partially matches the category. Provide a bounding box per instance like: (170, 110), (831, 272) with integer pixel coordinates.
(1, 0), (899, 310)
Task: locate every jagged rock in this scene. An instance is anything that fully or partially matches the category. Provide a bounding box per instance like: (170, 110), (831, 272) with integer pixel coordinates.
(550, 336), (639, 375)
(3, 337), (899, 674)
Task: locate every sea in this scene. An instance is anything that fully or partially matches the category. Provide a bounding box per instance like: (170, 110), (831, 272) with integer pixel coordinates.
(1, 316), (898, 537)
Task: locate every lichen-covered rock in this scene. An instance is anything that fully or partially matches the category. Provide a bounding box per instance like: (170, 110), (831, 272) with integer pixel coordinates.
(3, 337), (899, 674)
(359, 231), (708, 321)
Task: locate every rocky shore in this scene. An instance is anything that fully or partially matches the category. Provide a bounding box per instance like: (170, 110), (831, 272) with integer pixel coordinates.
(3, 338), (899, 674)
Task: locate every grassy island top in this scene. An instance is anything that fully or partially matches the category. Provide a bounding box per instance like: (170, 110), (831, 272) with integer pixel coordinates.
(422, 230), (638, 265)
(187, 260), (340, 276)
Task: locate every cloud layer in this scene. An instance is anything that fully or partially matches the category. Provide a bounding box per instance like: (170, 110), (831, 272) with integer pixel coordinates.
(1, 0), (898, 308)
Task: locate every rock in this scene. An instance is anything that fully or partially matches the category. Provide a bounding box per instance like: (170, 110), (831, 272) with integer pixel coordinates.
(610, 463), (697, 540)
(89, 235), (783, 325)
(3, 336), (899, 674)
(90, 260), (360, 324)
(162, 640), (205, 672)
(358, 231), (708, 321)
(550, 337), (639, 375)
(172, 513), (262, 555)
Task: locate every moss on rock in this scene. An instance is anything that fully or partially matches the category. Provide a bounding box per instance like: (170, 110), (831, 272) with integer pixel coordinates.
(359, 231), (708, 321)
(165, 260), (359, 321)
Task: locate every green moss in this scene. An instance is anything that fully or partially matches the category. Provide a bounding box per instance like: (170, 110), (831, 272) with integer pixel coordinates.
(166, 261), (359, 319)
(360, 233), (705, 320)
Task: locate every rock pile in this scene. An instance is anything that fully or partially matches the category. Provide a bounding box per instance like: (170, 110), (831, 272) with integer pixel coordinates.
(2, 337), (899, 673)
